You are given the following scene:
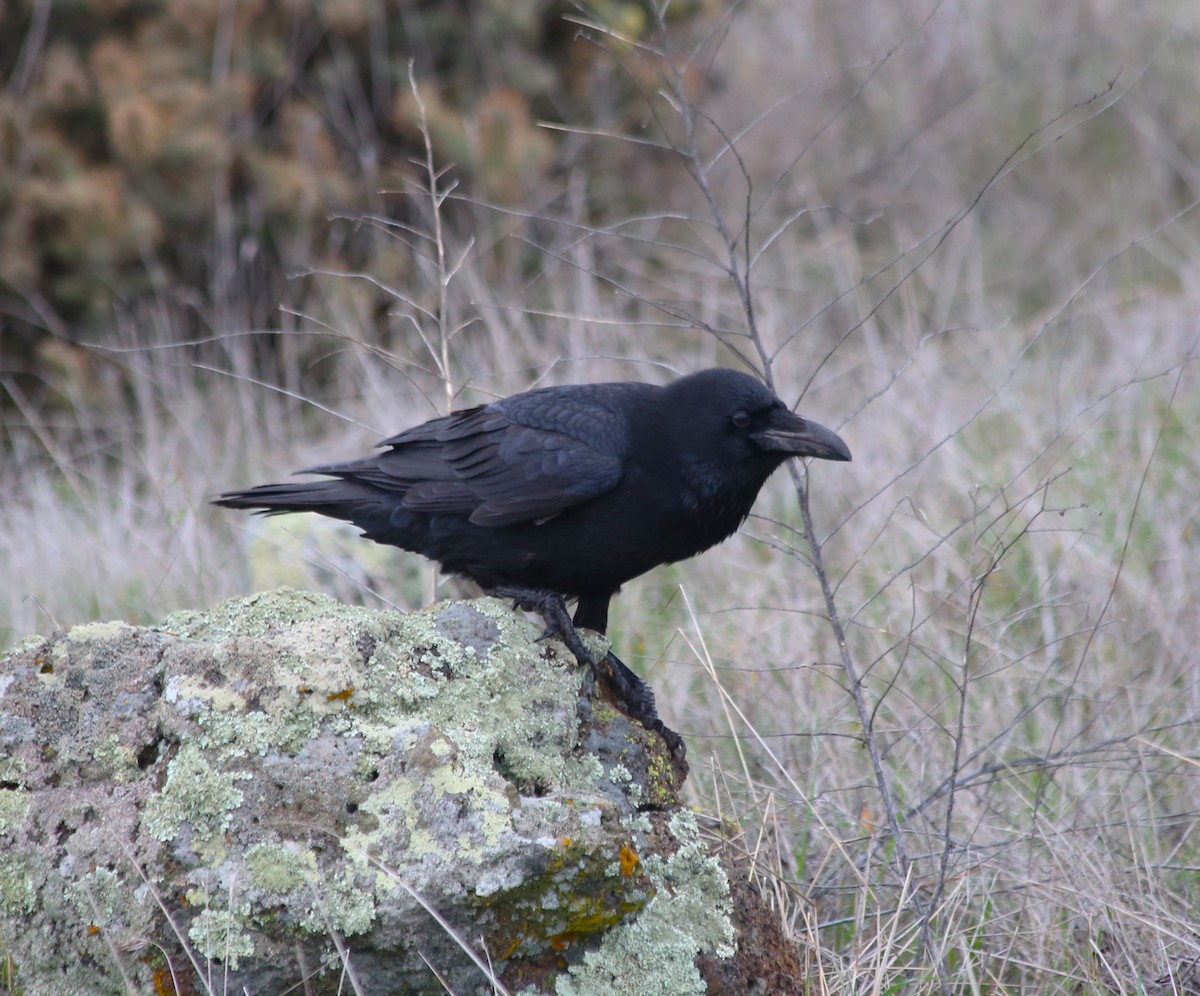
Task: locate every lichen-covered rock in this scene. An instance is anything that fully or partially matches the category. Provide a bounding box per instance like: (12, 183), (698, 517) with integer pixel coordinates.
(0, 588), (743, 995)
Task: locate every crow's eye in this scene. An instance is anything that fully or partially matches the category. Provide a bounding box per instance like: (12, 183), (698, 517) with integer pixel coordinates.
(731, 411), (751, 429)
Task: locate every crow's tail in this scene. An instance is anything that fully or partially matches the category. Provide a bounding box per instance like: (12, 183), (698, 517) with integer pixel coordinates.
(213, 479), (385, 518)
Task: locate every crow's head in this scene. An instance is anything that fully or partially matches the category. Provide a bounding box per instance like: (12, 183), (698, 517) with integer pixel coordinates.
(666, 368), (851, 467)
(659, 368), (849, 527)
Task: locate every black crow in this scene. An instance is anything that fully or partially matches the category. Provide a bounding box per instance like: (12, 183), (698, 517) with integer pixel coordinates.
(215, 368), (851, 756)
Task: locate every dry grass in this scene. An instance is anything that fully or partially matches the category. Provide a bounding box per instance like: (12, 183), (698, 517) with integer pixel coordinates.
(4, 0), (1199, 991)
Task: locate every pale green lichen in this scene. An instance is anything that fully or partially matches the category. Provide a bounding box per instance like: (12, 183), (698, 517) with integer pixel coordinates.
(195, 693), (323, 757)
(296, 873), (375, 936)
(245, 843), (317, 894)
(142, 743), (249, 848)
(187, 904), (256, 970)
(621, 813), (653, 835)
(0, 788), (31, 835)
(555, 810), (734, 996)
(608, 762), (644, 806)
(561, 753), (606, 793)
(66, 867), (123, 924)
(0, 856), (36, 915)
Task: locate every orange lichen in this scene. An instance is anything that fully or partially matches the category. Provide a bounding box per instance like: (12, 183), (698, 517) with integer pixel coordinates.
(618, 845), (639, 877)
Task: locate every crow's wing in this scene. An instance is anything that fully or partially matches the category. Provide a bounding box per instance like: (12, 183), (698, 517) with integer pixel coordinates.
(304, 385), (635, 528)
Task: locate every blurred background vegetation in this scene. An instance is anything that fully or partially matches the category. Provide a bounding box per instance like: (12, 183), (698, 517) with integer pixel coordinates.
(6, 0), (1195, 427)
(3, 0), (1199, 990)
(1, 0), (706, 408)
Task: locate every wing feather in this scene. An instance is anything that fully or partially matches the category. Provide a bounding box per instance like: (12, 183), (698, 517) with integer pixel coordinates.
(303, 385), (637, 528)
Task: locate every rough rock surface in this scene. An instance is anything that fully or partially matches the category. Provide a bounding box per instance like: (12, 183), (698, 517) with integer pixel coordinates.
(0, 588), (800, 994)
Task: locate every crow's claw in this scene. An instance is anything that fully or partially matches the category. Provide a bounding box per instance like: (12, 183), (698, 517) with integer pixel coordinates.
(492, 584), (685, 760)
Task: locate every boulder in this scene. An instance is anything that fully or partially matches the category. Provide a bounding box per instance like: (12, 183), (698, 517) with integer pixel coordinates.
(0, 588), (800, 994)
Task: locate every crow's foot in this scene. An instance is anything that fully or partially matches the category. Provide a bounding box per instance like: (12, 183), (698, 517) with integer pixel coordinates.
(492, 585), (686, 760)
(602, 648), (686, 760)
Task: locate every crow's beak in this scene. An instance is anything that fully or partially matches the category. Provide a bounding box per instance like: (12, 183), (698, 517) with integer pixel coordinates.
(753, 410), (852, 462)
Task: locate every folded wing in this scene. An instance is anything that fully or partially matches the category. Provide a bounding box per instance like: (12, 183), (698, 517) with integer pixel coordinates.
(303, 386), (631, 528)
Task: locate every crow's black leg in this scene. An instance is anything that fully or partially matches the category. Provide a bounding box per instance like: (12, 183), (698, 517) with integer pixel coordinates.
(499, 586), (606, 689)
(492, 585), (685, 759)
